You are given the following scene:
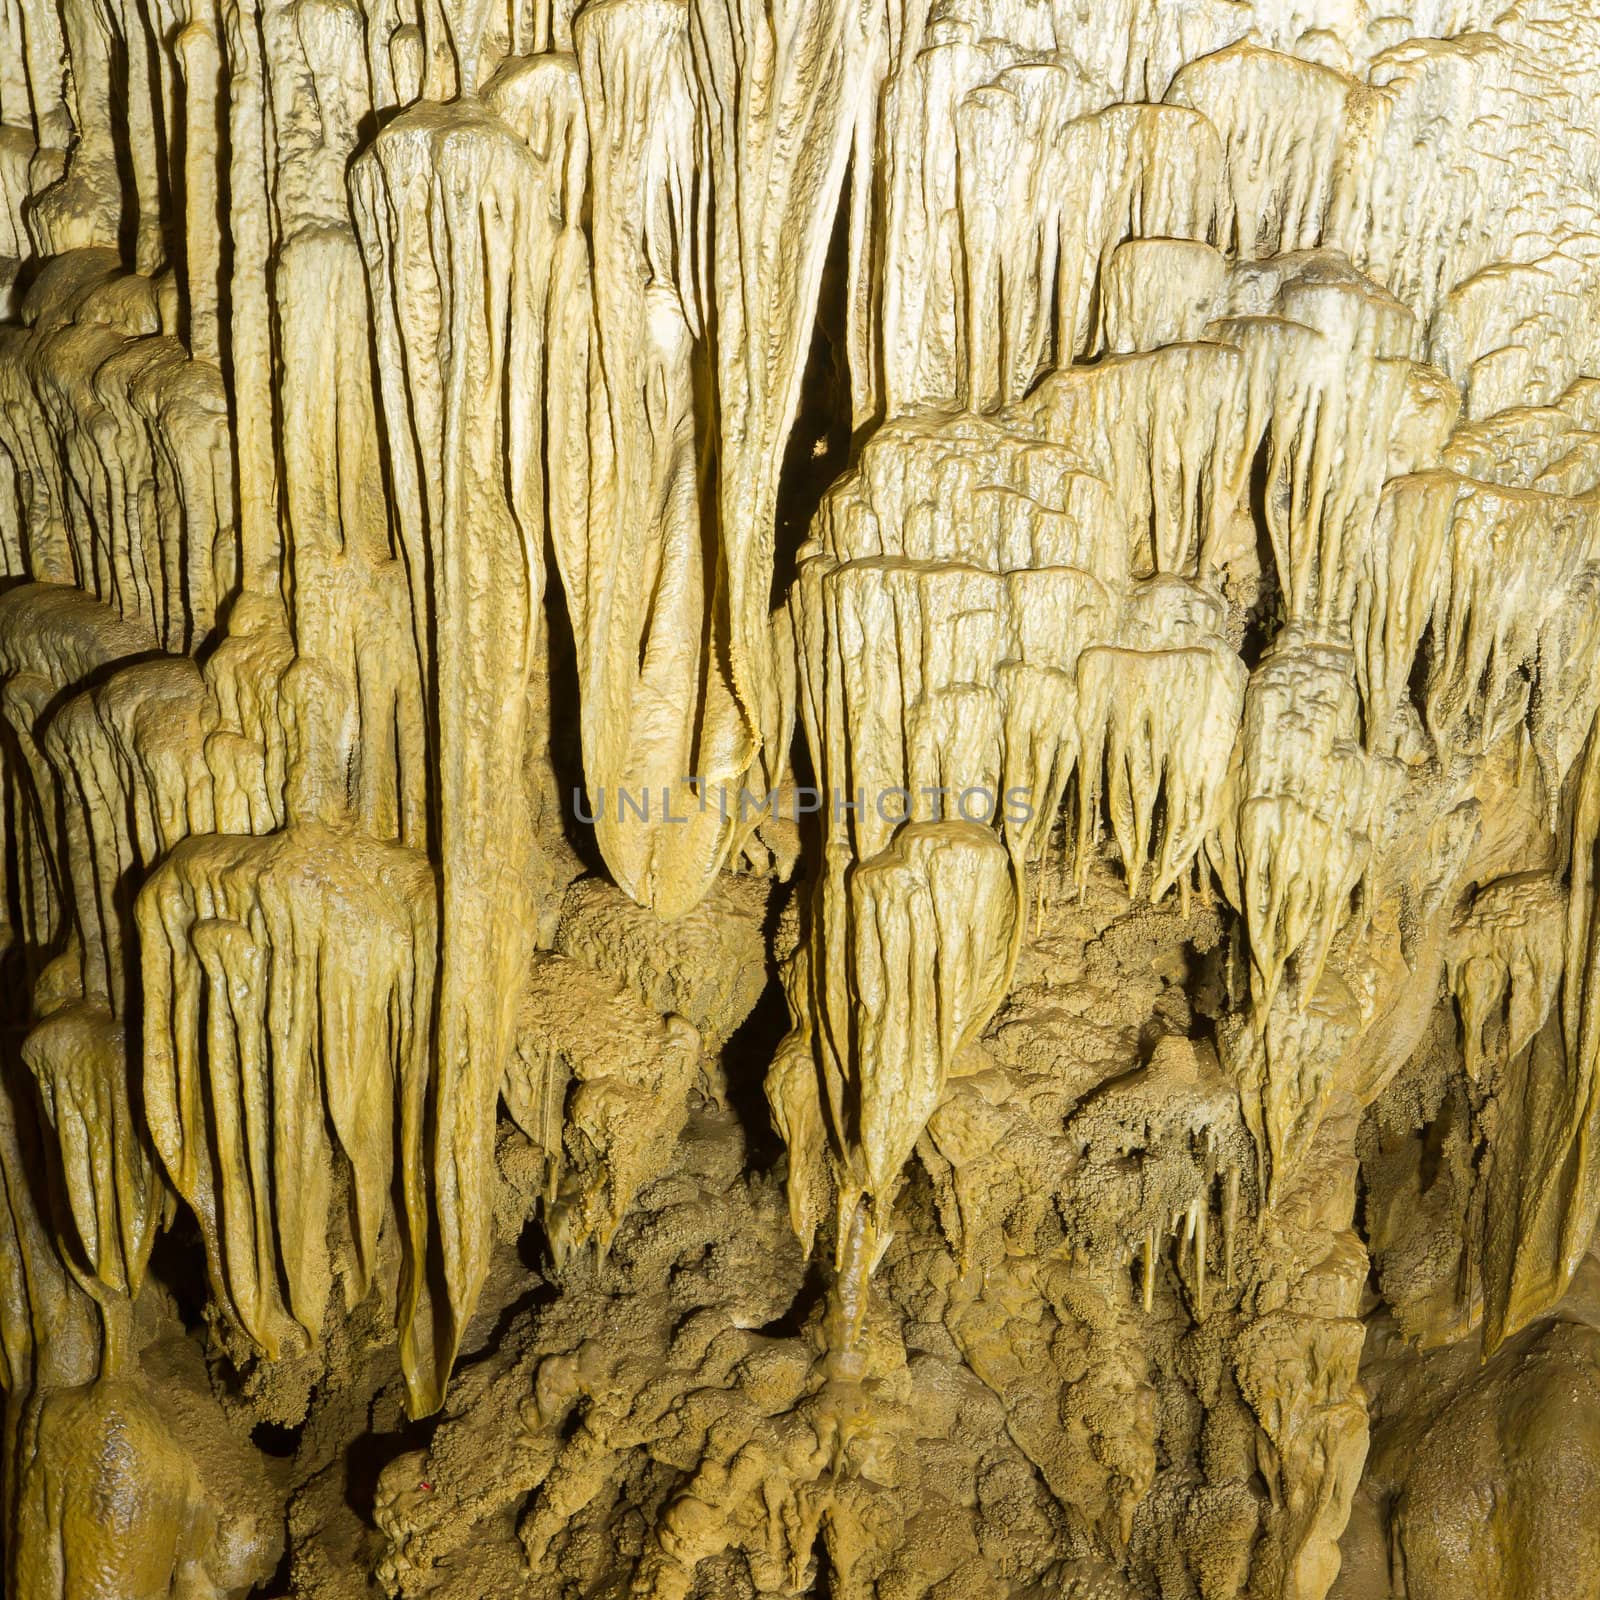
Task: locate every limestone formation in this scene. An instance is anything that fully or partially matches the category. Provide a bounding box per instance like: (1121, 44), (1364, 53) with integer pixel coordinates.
(2, 0), (1600, 1596)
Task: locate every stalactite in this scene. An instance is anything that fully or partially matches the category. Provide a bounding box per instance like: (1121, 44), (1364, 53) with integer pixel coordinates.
(687, 0), (878, 809)
(137, 823), (437, 1400)
(0, 257), (233, 650)
(567, 0), (745, 912)
(22, 1001), (164, 1312)
(352, 90), (574, 1409)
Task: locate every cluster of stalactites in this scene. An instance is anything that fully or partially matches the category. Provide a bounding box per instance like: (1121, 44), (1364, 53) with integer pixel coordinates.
(776, 202), (1600, 1324)
(0, 0), (889, 1417)
(4, 0), (1600, 1475)
(138, 825), (439, 1403)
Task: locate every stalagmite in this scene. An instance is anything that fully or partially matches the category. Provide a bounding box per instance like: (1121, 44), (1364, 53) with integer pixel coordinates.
(507, 947), (701, 1261)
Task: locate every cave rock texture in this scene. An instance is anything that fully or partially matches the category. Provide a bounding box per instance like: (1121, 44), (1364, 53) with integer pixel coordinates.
(4, 0), (1600, 1595)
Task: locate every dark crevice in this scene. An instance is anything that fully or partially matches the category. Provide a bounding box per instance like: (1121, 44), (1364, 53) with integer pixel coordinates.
(770, 154), (855, 611)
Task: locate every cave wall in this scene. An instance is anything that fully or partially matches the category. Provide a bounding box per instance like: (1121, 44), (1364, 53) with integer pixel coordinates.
(2, 0), (1600, 1596)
